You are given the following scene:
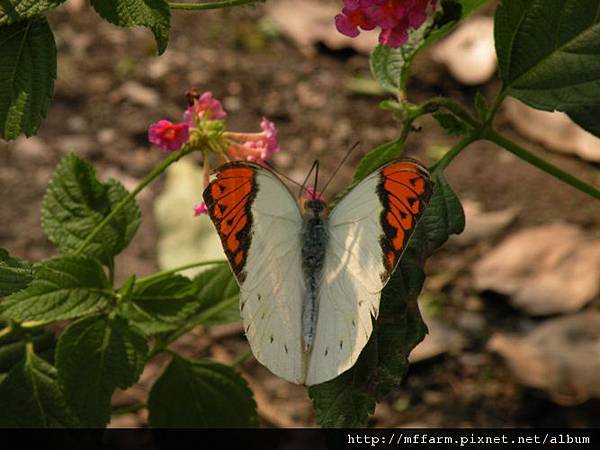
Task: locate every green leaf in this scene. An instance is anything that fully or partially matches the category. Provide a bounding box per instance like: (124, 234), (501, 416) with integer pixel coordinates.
(55, 314), (147, 426)
(474, 92), (489, 120)
(0, 18), (56, 140)
(0, 0), (66, 25)
(567, 105), (600, 137)
(433, 112), (469, 136)
(309, 171), (464, 427)
(117, 274), (200, 336)
(0, 248), (33, 297)
(0, 330), (55, 373)
(352, 140), (404, 183)
(192, 264), (240, 326)
(370, 0), (491, 94)
(0, 256), (114, 322)
(41, 153), (141, 264)
(148, 356), (258, 427)
(495, 0), (600, 111)
(0, 346), (76, 426)
(90, 0), (170, 54)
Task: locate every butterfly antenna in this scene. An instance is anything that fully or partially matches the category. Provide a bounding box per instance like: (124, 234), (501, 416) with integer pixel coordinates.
(319, 141), (360, 197)
(298, 160), (319, 200)
(262, 160), (305, 189)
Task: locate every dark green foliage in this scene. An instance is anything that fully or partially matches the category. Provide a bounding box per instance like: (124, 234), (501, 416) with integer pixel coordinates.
(41, 153), (141, 265)
(0, 19), (56, 139)
(148, 355), (258, 427)
(55, 314), (148, 426)
(0, 256), (114, 322)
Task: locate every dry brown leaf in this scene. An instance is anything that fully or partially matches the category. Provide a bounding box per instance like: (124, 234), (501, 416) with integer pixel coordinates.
(489, 312), (600, 405)
(266, 0), (378, 56)
(504, 97), (600, 163)
(432, 17), (496, 85)
(473, 224), (600, 316)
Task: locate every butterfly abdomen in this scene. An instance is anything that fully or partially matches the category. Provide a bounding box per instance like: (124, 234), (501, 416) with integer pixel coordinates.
(301, 214), (328, 352)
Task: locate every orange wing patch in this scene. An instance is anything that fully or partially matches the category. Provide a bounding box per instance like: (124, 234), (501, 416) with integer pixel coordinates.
(378, 160), (433, 277)
(203, 163), (258, 282)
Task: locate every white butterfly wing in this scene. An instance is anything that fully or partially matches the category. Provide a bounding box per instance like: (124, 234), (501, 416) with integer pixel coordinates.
(203, 162), (306, 384)
(306, 160), (432, 386)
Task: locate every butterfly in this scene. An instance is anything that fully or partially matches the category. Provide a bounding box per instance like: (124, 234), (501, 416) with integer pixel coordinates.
(202, 158), (433, 386)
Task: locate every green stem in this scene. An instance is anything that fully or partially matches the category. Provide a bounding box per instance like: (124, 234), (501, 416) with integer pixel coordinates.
(484, 129), (600, 200)
(230, 347), (252, 368)
(424, 97), (480, 128)
(430, 135), (478, 174)
(168, 0), (262, 10)
(74, 147), (191, 256)
(148, 294), (239, 359)
(137, 260), (227, 285)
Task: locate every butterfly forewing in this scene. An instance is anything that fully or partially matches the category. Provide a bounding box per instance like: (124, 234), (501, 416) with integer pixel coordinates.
(204, 159), (433, 386)
(203, 162), (306, 384)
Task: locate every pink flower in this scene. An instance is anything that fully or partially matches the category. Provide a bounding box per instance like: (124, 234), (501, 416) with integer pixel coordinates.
(379, 18), (409, 47)
(193, 202), (209, 216)
(335, 0), (377, 37)
(148, 120), (190, 152)
(184, 91), (227, 126)
(225, 118), (280, 163)
(335, 0), (438, 48)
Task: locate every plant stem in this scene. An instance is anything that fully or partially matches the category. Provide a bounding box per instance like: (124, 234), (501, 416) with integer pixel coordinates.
(484, 129), (600, 200)
(168, 0), (262, 10)
(430, 135), (478, 174)
(230, 347), (252, 368)
(147, 294), (239, 359)
(74, 148), (191, 256)
(137, 260), (227, 285)
(424, 97), (480, 128)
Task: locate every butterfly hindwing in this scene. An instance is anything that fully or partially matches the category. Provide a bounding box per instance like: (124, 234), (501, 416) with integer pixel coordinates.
(305, 159), (432, 385)
(204, 162), (306, 384)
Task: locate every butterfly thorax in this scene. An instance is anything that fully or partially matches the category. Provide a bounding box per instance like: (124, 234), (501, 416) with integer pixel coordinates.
(301, 199), (328, 352)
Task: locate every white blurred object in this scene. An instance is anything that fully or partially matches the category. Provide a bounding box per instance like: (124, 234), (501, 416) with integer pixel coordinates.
(504, 97), (600, 163)
(154, 160), (226, 277)
(433, 17), (496, 85)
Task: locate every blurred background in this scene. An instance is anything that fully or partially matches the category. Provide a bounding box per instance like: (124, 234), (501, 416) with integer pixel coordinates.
(1, 0), (600, 427)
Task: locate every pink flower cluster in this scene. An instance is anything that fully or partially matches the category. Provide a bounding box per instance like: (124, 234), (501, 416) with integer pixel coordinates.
(148, 90), (281, 216)
(335, 0), (438, 48)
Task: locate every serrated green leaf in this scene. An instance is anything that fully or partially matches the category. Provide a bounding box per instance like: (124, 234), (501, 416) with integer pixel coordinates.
(0, 346), (76, 426)
(0, 256), (114, 322)
(42, 153), (141, 264)
(0, 248), (33, 297)
(90, 0), (170, 54)
(567, 105), (600, 137)
(117, 274), (200, 335)
(148, 356), (258, 427)
(192, 264), (240, 326)
(310, 171), (463, 427)
(0, 18), (56, 140)
(56, 314), (147, 426)
(433, 112), (469, 136)
(0, 331), (55, 373)
(352, 141), (404, 183)
(0, 0), (66, 25)
(496, 0), (600, 111)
